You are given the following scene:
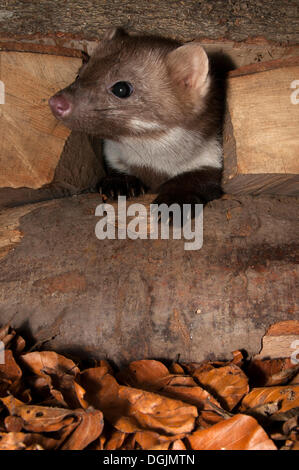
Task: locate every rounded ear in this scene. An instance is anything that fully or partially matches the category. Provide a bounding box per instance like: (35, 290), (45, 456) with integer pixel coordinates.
(166, 42), (209, 94)
(102, 27), (128, 41)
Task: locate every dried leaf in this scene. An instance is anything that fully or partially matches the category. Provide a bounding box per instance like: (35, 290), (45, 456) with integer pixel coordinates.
(79, 368), (119, 411)
(117, 359), (170, 389)
(231, 350), (245, 367)
(117, 359), (221, 411)
(192, 364), (249, 411)
(0, 350), (22, 396)
(81, 370), (197, 435)
(61, 408), (104, 450)
(134, 430), (185, 450)
(20, 351), (79, 378)
(160, 384), (222, 411)
(0, 431), (58, 450)
(20, 351), (86, 408)
(171, 439), (186, 450)
(0, 432), (29, 450)
(4, 415), (24, 432)
(120, 433), (136, 450)
(105, 430), (127, 450)
(240, 385), (299, 414)
(197, 410), (227, 429)
(169, 363), (185, 374)
(114, 386), (198, 435)
(248, 358), (299, 386)
(0, 324), (11, 341)
(1, 396), (77, 432)
(254, 321), (299, 360)
(187, 414), (277, 450)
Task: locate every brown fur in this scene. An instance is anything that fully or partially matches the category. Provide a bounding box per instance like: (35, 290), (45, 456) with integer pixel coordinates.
(50, 30), (220, 140)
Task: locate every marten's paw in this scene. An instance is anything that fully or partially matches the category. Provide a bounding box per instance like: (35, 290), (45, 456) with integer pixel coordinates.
(152, 189), (204, 226)
(99, 174), (148, 199)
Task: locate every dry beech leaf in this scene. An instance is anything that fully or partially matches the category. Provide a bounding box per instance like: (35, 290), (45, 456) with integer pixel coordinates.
(134, 430), (186, 450)
(171, 439), (186, 450)
(197, 409), (228, 429)
(20, 351), (79, 377)
(0, 396), (77, 432)
(120, 434), (136, 450)
(79, 368), (119, 411)
(240, 385), (299, 414)
(114, 386), (198, 435)
(182, 361), (226, 375)
(80, 370), (197, 434)
(104, 430), (127, 450)
(96, 359), (114, 375)
(117, 359), (221, 411)
(61, 408), (104, 450)
(117, 359), (170, 389)
(231, 350), (245, 367)
(90, 434), (106, 450)
(0, 432), (30, 450)
(192, 364), (249, 411)
(187, 414), (277, 450)
(25, 443), (44, 450)
(248, 358), (299, 387)
(20, 351), (86, 409)
(160, 384), (222, 411)
(0, 431), (59, 450)
(0, 349), (22, 395)
(169, 363), (185, 374)
(12, 335), (26, 356)
(0, 326), (25, 356)
(0, 324), (11, 341)
(4, 415), (24, 432)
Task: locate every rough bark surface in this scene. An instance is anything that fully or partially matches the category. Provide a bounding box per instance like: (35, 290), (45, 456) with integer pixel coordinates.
(0, 0), (298, 43)
(0, 193), (298, 366)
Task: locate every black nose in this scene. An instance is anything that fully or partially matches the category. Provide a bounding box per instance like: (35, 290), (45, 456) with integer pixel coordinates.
(49, 94), (72, 117)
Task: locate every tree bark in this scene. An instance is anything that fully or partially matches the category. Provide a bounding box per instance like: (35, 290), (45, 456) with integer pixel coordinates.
(0, 193), (297, 366)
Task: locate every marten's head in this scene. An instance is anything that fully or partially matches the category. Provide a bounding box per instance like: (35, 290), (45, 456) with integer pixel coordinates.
(49, 28), (210, 139)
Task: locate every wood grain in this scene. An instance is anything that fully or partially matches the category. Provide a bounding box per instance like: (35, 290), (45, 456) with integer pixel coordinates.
(0, 51), (81, 189)
(0, 193), (298, 365)
(223, 58), (299, 195)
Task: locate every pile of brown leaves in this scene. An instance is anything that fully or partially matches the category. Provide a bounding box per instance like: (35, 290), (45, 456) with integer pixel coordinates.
(0, 324), (298, 451)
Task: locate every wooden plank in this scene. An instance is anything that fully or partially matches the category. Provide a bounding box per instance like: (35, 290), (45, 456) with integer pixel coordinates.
(254, 321), (299, 360)
(0, 35), (298, 70)
(0, 51), (80, 189)
(223, 57), (299, 195)
(0, 0), (298, 43)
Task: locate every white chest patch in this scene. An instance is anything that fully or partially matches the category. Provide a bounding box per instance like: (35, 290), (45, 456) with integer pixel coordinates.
(103, 127), (222, 182)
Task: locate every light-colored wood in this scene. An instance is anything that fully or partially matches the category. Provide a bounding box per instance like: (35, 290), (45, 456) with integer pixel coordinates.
(0, 51), (81, 189)
(223, 57), (299, 195)
(254, 320), (299, 360)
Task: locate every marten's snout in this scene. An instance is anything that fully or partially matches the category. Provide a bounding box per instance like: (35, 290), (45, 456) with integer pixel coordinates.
(49, 93), (72, 119)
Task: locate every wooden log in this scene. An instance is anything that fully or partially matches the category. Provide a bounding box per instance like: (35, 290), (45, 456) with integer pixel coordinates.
(1, 35), (298, 71)
(222, 57), (299, 196)
(0, 193), (297, 365)
(0, 0), (298, 44)
(0, 51), (104, 208)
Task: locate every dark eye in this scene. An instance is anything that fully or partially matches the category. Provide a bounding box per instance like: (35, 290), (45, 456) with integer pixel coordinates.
(111, 81), (133, 98)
